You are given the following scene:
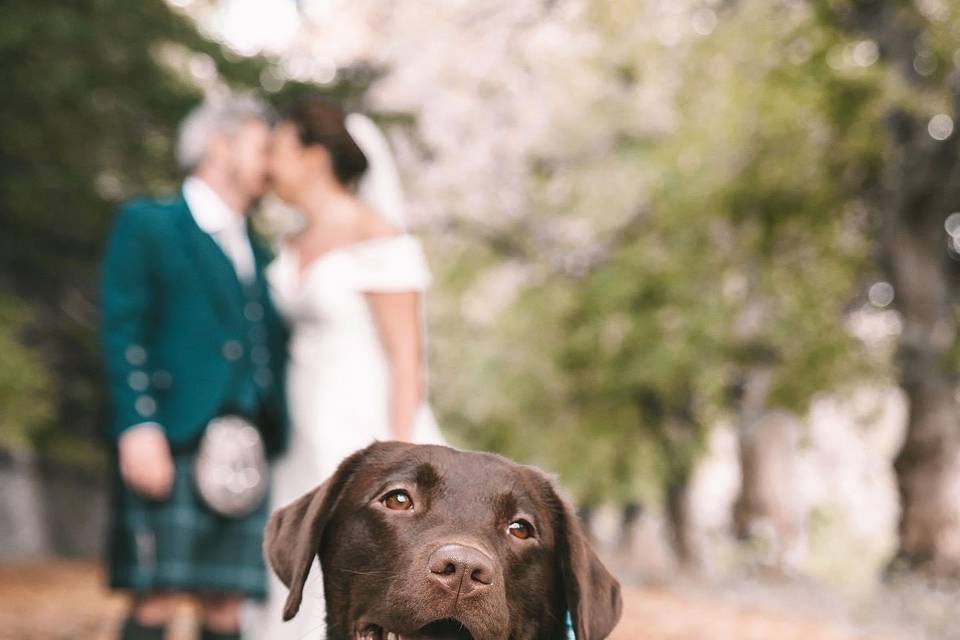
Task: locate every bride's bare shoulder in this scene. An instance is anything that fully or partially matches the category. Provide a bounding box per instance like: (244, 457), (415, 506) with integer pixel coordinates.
(354, 199), (402, 242)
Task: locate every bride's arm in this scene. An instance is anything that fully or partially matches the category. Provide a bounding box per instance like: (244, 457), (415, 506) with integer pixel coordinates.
(366, 291), (424, 442)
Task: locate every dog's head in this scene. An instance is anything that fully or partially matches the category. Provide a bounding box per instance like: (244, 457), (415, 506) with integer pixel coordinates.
(264, 442), (622, 640)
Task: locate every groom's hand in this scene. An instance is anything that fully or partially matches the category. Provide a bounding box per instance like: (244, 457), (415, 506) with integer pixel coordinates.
(118, 424), (175, 500)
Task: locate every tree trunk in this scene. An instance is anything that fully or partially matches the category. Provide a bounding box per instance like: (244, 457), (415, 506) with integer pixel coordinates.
(885, 173), (960, 576)
(665, 478), (701, 569)
(892, 381), (960, 576)
(733, 409), (803, 571)
(618, 501), (643, 553)
(731, 365), (773, 541)
(638, 389), (705, 570)
(728, 300), (804, 568)
(832, 0), (960, 579)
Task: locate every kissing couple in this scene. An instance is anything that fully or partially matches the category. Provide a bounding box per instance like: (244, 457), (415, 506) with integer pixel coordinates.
(102, 94), (443, 640)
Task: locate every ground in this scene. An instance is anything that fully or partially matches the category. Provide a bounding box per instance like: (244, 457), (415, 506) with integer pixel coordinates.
(0, 561), (884, 640)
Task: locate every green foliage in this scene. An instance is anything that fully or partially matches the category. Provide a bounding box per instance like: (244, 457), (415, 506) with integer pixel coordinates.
(0, 0), (365, 454)
(1, 0), (932, 505)
(435, 0), (886, 505)
(0, 296), (54, 450)
(0, 0), (256, 447)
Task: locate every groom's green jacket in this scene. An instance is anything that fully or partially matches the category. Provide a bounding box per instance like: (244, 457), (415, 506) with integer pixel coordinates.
(99, 194), (289, 454)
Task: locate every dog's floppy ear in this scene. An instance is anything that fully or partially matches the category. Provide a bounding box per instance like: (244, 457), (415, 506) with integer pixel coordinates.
(545, 479), (622, 639)
(263, 445), (370, 621)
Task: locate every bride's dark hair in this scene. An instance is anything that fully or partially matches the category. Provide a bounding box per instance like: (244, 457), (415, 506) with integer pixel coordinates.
(286, 97), (368, 186)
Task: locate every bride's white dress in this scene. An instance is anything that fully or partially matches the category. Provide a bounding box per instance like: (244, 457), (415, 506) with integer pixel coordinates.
(247, 234), (444, 640)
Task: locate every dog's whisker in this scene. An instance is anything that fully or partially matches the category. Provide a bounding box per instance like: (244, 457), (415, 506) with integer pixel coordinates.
(337, 568), (395, 576)
(295, 621), (327, 640)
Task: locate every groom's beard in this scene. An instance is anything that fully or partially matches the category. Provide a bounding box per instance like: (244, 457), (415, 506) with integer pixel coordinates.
(226, 165), (269, 213)
(247, 194), (264, 213)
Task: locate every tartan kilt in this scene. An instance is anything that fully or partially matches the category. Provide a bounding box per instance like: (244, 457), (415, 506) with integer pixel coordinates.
(108, 450), (269, 599)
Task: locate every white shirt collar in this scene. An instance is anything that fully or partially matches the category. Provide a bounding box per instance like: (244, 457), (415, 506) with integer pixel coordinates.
(182, 176), (246, 235)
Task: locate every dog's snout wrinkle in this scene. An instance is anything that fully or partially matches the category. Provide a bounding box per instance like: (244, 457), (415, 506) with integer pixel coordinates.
(427, 543), (495, 597)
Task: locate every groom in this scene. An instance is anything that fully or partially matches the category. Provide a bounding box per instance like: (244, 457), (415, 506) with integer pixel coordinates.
(100, 95), (288, 640)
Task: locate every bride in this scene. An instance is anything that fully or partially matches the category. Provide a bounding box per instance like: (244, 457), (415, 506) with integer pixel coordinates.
(247, 97), (444, 639)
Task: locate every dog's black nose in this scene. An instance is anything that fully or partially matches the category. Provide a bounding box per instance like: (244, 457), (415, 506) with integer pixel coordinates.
(428, 543), (495, 595)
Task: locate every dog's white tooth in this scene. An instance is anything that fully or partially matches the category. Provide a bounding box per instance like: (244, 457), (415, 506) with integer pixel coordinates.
(386, 633), (399, 640)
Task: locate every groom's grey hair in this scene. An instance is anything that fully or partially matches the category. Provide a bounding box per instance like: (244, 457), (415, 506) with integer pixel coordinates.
(176, 94), (273, 173)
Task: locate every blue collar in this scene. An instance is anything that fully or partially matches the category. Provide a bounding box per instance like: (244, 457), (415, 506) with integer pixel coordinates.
(565, 611), (576, 639)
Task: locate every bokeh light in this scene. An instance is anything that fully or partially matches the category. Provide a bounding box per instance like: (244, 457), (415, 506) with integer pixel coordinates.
(928, 113), (954, 140)
(868, 281), (895, 308)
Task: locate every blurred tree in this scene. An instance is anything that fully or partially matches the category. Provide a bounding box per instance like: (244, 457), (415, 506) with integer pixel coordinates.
(673, 0), (879, 565)
(0, 0), (257, 456)
(0, 0), (362, 459)
(816, 0), (960, 579)
(412, 0), (875, 567)
(248, 0), (960, 579)
(0, 294), (53, 451)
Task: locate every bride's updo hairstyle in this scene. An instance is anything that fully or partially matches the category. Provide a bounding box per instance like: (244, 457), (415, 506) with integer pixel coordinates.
(286, 97), (368, 187)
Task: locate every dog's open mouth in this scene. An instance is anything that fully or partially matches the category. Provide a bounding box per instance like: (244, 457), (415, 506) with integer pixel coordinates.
(357, 619), (474, 640)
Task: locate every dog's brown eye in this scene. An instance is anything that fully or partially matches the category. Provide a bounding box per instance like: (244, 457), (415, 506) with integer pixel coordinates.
(508, 520), (534, 540)
(382, 489), (414, 511)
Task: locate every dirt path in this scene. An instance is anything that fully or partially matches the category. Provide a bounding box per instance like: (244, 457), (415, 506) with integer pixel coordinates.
(0, 561), (872, 640)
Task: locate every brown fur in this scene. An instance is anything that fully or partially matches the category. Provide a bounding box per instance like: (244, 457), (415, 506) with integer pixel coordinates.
(264, 442), (622, 640)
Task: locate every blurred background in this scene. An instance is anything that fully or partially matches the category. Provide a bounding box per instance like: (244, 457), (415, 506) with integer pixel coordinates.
(4, 0), (960, 637)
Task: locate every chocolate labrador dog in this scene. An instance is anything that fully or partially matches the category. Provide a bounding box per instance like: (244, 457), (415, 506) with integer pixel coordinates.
(265, 441), (622, 640)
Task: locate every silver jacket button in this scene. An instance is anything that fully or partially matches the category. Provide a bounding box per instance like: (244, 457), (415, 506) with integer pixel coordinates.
(254, 368), (273, 388)
(135, 395), (157, 418)
(125, 345), (147, 366)
(222, 340), (244, 361)
(128, 371), (150, 391)
(244, 302), (264, 322)
(152, 370), (173, 390)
